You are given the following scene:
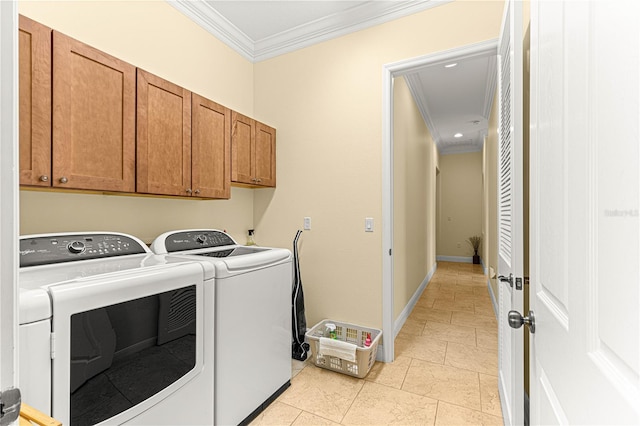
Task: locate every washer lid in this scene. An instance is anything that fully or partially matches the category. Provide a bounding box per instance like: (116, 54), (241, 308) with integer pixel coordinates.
(19, 253), (163, 290)
(18, 253), (212, 324)
(19, 254), (159, 324)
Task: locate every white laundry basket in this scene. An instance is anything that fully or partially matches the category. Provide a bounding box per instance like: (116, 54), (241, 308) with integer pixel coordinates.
(305, 319), (382, 379)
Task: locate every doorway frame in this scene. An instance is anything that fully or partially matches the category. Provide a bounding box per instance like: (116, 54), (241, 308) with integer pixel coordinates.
(0, 0), (19, 394)
(381, 38), (498, 362)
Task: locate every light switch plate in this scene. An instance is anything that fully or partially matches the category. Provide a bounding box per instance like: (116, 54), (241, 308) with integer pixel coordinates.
(365, 217), (374, 232)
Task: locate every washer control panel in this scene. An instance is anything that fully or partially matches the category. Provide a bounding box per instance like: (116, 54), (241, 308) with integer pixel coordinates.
(19, 233), (148, 267)
(164, 230), (236, 253)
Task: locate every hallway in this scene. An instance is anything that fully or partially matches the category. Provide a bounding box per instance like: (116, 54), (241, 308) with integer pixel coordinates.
(251, 262), (502, 425)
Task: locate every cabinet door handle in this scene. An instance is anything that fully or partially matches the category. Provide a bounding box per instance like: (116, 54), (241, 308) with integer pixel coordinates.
(256, 178), (262, 183)
(186, 188), (192, 194)
(39, 175), (49, 182)
(194, 189), (200, 195)
(59, 177), (68, 184)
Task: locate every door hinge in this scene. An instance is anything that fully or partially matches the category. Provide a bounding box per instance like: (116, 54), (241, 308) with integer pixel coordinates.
(50, 333), (55, 359)
(0, 388), (21, 426)
(389, 248), (392, 256)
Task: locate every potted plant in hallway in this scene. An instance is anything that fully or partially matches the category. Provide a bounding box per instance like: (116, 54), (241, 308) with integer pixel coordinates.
(467, 235), (482, 264)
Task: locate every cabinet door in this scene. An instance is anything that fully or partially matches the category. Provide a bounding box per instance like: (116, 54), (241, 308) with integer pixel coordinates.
(52, 31), (135, 191)
(231, 111), (254, 185)
(192, 94), (231, 199)
(19, 15), (51, 187)
(137, 69), (191, 196)
(254, 121), (276, 187)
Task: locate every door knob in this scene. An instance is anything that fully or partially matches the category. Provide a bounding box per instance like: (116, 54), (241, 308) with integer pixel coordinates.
(508, 310), (536, 333)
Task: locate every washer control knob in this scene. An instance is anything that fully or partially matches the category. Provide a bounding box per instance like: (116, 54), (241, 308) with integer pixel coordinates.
(196, 234), (207, 244)
(67, 241), (85, 254)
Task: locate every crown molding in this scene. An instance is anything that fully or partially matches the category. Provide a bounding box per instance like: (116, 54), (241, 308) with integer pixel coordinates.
(253, 1), (452, 62)
(169, 0), (451, 63)
(439, 143), (483, 155)
(168, 0), (255, 62)
(404, 72), (442, 146)
(482, 50), (498, 118)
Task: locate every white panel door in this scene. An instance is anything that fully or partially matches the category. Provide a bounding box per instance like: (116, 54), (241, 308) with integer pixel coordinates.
(497, 0), (524, 424)
(529, 0), (640, 423)
(0, 0), (19, 419)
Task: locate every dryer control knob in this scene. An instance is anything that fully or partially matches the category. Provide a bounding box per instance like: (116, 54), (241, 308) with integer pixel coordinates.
(196, 234), (208, 244)
(67, 241), (86, 254)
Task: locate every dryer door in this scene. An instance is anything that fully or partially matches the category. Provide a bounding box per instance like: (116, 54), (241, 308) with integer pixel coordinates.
(48, 262), (205, 426)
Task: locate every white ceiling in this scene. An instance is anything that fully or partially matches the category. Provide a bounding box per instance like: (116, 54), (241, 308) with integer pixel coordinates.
(169, 0), (496, 155)
(404, 51), (497, 154)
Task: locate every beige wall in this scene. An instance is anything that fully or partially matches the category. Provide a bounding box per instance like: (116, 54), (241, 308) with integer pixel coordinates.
(253, 1), (503, 329)
(483, 92), (499, 298)
(19, 1), (254, 113)
(18, 1), (255, 244)
(391, 76), (437, 320)
(20, 189), (254, 244)
(437, 151), (483, 258)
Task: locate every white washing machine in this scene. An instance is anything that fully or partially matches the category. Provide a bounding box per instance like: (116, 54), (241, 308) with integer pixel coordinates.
(19, 232), (215, 426)
(151, 229), (292, 426)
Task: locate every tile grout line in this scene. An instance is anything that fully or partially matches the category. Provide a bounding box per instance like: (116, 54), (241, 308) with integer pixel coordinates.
(476, 372), (483, 417)
(338, 378), (366, 425)
(288, 407), (303, 426)
(398, 356), (412, 390)
(436, 398), (504, 421)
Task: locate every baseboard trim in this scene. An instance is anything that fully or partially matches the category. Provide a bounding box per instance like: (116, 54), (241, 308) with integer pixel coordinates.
(376, 263), (438, 362)
(436, 255), (473, 263)
(393, 262), (438, 339)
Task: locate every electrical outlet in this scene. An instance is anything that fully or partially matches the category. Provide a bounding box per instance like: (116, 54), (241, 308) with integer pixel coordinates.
(457, 242), (461, 248)
(303, 217), (311, 230)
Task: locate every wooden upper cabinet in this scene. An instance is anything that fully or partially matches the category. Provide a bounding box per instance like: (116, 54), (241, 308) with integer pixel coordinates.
(137, 69), (192, 197)
(254, 122), (276, 187)
(19, 15), (51, 187)
(231, 112), (276, 187)
(52, 31), (136, 192)
(192, 94), (231, 199)
(231, 111), (254, 185)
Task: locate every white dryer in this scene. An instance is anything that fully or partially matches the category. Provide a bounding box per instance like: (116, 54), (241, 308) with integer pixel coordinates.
(151, 229), (292, 426)
(19, 232), (215, 426)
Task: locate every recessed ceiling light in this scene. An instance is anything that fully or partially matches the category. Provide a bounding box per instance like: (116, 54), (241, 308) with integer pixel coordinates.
(454, 133), (463, 138)
(445, 63), (458, 68)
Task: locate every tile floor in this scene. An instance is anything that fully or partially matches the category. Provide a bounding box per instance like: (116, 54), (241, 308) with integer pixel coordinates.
(251, 262), (503, 425)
